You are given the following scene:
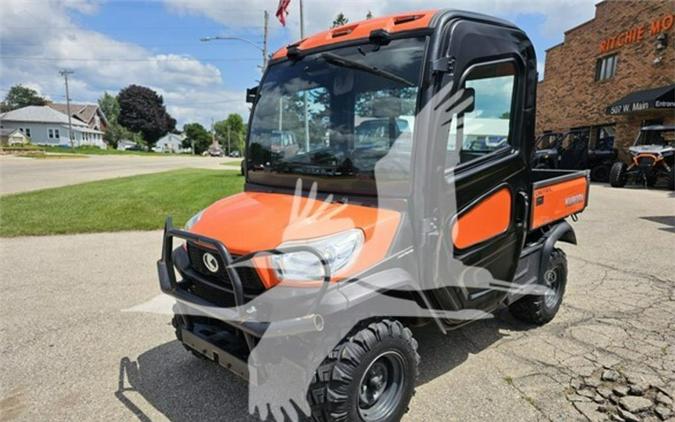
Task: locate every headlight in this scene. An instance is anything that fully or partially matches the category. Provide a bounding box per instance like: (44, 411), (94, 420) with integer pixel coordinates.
(184, 209), (205, 230)
(272, 229), (365, 281)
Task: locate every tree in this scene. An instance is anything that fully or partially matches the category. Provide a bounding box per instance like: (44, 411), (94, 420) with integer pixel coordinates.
(500, 111), (511, 119)
(97, 92), (131, 149)
(1, 85), (47, 112)
(117, 85), (176, 147)
(214, 113), (246, 154)
(332, 13), (349, 28)
(183, 122), (212, 154)
(98, 92), (120, 123)
(366, 10), (373, 19)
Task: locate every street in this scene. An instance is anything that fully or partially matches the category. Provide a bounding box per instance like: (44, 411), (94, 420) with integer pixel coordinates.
(0, 155), (241, 195)
(0, 184), (673, 421)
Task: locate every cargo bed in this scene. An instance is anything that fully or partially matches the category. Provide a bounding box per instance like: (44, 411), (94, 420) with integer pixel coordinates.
(530, 169), (590, 230)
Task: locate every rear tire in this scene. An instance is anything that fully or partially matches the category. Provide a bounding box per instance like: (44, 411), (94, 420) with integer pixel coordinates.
(609, 162), (627, 187)
(308, 320), (419, 422)
(509, 248), (567, 325)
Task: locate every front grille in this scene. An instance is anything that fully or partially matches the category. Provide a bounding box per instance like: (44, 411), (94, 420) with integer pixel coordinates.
(637, 156), (655, 168)
(186, 243), (265, 295)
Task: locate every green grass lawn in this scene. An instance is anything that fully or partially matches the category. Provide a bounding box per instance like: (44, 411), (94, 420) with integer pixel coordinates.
(42, 145), (176, 156)
(0, 169), (244, 237)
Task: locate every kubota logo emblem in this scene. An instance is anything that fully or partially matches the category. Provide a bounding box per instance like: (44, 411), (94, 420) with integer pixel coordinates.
(202, 252), (219, 273)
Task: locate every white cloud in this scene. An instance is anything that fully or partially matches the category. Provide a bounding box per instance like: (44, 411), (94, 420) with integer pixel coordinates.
(163, 0), (597, 44)
(1, 0), (598, 128)
(0, 0), (247, 127)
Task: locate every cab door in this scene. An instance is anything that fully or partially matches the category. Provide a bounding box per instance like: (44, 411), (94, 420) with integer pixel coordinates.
(412, 19), (537, 314)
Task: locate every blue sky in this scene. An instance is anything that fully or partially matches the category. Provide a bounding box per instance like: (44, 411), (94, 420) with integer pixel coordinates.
(1, 1), (598, 127)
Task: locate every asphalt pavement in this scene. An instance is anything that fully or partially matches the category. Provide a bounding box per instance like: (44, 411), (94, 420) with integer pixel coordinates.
(0, 184), (673, 421)
(0, 154), (241, 195)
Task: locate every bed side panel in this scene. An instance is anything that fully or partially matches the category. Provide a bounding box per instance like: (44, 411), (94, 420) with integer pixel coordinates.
(531, 175), (588, 230)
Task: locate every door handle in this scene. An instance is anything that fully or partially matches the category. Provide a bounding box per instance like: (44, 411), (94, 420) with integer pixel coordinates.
(516, 190), (529, 229)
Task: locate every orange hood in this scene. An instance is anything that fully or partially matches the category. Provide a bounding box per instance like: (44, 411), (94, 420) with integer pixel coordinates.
(189, 192), (401, 278)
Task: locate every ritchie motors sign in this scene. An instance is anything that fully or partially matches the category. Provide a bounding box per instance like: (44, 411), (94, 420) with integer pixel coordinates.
(599, 14), (674, 53)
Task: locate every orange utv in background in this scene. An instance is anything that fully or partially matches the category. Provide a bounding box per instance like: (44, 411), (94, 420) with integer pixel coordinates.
(157, 9), (590, 421)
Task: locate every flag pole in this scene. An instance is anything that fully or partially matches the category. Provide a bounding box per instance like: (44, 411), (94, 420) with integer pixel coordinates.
(299, 0), (310, 151)
(299, 0), (305, 38)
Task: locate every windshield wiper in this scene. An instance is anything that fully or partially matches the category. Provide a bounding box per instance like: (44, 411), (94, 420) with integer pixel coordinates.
(318, 52), (414, 87)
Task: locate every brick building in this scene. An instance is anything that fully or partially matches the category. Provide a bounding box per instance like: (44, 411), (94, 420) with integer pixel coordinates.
(536, 0), (674, 161)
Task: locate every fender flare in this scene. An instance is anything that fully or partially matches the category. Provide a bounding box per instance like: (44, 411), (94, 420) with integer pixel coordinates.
(539, 221), (576, 282)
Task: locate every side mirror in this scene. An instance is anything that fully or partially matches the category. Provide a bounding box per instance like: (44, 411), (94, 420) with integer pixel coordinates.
(246, 86), (259, 104)
(458, 87), (475, 114)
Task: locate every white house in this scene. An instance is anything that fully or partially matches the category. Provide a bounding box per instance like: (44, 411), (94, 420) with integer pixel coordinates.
(155, 132), (188, 153)
(117, 139), (137, 151)
(0, 106), (105, 148)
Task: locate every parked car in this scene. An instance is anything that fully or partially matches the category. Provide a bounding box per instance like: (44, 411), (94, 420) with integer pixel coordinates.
(202, 145), (224, 157)
(123, 144), (144, 151)
(609, 125), (675, 190)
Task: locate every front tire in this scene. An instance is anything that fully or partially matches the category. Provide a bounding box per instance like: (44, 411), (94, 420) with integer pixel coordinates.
(590, 164), (610, 182)
(669, 164), (675, 191)
(308, 320), (419, 422)
(609, 162), (627, 187)
(509, 248), (567, 325)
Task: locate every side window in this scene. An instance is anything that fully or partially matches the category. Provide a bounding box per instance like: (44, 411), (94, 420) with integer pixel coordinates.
(446, 61), (516, 168)
(593, 125), (615, 151)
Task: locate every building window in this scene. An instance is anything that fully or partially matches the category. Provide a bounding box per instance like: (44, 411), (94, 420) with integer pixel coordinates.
(55, 129), (60, 139)
(595, 54), (617, 81)
(25, 128), (31, 137)
(48, 129), (54, 139)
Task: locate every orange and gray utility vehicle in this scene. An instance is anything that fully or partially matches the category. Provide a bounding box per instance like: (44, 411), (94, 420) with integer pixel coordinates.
(157, 9), (590, 421)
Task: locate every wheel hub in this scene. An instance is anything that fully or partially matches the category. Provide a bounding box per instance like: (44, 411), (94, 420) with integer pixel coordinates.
(357, 351), (406, 421)
(360, 362), (388, 405)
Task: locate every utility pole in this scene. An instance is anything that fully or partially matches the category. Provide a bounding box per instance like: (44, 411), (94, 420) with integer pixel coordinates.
(227, 124), (231, 156)
(211, 117), (216, 148)
(263, 10), (269, 70)
(59, 69), (75, 148)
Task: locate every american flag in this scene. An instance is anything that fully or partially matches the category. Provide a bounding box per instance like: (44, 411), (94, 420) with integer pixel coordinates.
(276, 0), (291, 26)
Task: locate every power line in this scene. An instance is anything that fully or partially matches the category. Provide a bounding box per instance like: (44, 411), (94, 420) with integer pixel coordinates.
(0, 56), (261, 62)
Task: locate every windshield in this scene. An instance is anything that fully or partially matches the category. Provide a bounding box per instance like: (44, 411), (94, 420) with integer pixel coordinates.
(561, 131), (589, 151)
(536, 133), (560, 150)
(247, 37), (426, 197)
(636, 129), (675, 146)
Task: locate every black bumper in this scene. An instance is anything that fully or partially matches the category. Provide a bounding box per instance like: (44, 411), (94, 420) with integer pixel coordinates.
(157, 218), (331, 382)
